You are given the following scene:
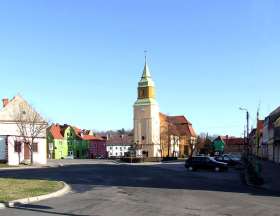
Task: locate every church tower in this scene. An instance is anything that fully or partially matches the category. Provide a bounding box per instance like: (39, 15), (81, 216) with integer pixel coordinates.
(133, 58), (161, 158)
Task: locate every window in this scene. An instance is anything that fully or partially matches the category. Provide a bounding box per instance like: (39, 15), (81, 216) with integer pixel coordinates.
(14, 141), (21, 153)
(110, 146), (112, 150)
(224, 156), (230, 161)
(32, 143), (38, 152)
(115, 152), (118, 156)
(115, 147), (118, 150)
(120, 147), (122, 151)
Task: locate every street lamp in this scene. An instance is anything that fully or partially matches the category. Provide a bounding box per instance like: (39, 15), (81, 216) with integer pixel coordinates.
(239, 107), (250, 154)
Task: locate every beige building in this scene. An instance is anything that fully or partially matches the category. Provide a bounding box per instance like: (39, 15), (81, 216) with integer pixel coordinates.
(0, 96), (47, 165)
(133, 60), (161, 158)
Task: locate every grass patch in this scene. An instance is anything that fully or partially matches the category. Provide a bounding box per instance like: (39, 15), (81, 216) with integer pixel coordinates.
(0, 163), (9, 168)
(0, 178), (64, 202)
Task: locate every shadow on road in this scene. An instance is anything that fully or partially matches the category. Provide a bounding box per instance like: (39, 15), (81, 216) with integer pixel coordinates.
(0, 163), (279, 198)
(8, 204), (91, 216)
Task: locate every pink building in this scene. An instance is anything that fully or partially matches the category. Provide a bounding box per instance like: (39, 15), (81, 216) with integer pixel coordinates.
(83, 135), (107, 159)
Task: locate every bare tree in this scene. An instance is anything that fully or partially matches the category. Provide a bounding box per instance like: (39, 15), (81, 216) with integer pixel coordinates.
(15, 102), (48, 164)
(160, 117), (169, 157)
(189, 137), (198, 158)
(170, 134), (179, 157)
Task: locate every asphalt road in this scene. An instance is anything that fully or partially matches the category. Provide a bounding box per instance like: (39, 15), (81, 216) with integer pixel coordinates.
(0, 160), (280, 216)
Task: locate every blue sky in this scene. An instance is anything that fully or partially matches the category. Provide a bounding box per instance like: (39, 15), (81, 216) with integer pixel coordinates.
(0, 0), (279, 136)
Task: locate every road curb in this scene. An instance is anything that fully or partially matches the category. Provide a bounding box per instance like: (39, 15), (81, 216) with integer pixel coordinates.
(0, 166), (53, 171)
(0, 181), (71, 209)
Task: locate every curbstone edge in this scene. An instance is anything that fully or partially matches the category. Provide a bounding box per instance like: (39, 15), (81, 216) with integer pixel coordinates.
(0, 181), (71, 209)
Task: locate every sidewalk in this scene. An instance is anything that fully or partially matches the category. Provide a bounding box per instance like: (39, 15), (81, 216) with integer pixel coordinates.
(0, 165), (48, 170)
(260, 160), (280, 192)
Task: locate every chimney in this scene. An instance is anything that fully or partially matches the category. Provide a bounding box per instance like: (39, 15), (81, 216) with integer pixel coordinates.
(2, 98), (9, 108)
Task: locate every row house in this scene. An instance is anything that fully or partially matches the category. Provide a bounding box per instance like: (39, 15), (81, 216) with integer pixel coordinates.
(223, 136), (245, 154)
(262, 106), (280, 163)
(47, 124), (106, 159)
(85, 134), (106, 159)
(0, 96), (47, 165)
(250, 120), (265, 158)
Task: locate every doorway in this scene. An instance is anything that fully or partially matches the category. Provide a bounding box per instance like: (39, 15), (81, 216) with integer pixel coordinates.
(24, 143), (30, 160)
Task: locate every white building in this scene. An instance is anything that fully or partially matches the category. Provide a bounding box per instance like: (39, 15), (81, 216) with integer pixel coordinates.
(106, 134), (133, 158)
(106, 144), (131, 158)
(0, 96), (47, 165)
(133, 60), (161, 158)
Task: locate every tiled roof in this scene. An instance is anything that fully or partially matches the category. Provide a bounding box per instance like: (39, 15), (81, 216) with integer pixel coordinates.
(49, 124), (64, 139)
(168, 115), (190, 124)
(82, 134), (105, 141)
(160, 113), (196, 137)
(50, 124), (105, 141)
(218, 136), (244, 145)
(106, 134), (134, 145)
(270, 106), (280, 117)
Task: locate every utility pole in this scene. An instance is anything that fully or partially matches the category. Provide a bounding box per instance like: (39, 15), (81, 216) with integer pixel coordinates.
(256, 103), (261, 157)
(256, 108), (259, 156)
(246, 110), (250, 154)
(240, 107), (250, 155)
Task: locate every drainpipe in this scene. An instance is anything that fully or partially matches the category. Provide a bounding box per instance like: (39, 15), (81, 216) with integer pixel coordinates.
(5, 136), (9, 163)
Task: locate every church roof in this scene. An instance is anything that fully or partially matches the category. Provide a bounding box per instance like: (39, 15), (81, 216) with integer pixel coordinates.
(142, 62), (151, 78)
(138, 61), (155, 87)
(159, 113), (196, 137)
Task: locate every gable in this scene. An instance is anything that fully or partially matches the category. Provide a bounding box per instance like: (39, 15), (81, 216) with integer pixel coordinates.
(0, 95), (45, 123)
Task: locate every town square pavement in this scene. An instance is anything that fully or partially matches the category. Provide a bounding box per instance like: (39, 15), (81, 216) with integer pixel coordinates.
(0, 159), (280, 216)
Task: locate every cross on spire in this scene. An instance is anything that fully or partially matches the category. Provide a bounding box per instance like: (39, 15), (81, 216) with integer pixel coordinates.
(144, 50), (147, 63)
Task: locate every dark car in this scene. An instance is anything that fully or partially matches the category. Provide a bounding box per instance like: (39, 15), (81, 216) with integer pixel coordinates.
(185, 156), (228, 172)
(214, 154), (242, 167)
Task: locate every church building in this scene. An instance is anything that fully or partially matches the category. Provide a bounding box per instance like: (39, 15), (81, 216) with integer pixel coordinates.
(133, 60), (161, 158)
(133, 59), (196, 158)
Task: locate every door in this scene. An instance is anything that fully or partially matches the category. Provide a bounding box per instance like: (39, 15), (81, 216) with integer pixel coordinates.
(24, 143), (30, 160)
(204, 157), (212, 170)
(0, 136), (6, 160)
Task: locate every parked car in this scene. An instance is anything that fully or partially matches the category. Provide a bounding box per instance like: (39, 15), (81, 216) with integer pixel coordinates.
(185, 156), (228, 172)
(214, 154), (242, 167)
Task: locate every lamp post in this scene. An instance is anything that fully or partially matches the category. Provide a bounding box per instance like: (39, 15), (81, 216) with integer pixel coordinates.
(239, 107), (250, 155)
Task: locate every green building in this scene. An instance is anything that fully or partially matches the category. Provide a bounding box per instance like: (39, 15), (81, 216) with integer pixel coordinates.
(212, 136), (225, 154)
(47, 124), (89, 159)
(64, 126), (89, 159)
